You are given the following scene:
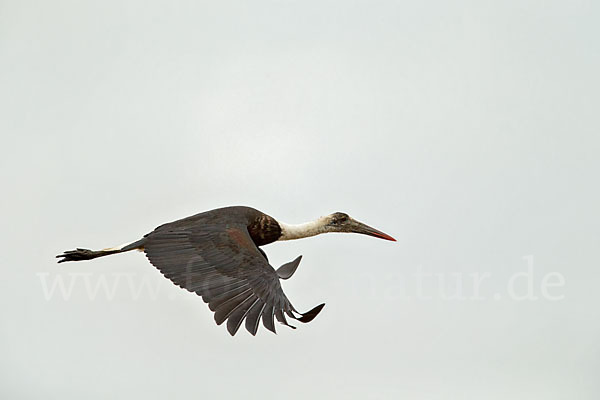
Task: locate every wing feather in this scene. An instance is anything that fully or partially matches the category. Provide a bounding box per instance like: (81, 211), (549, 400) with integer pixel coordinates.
(227, 296), (260, 336)
(143, 220), (323, 336)
(261, 306), (276, 334)
(245, 301), (266, 336)
(213, 288), (253, 325)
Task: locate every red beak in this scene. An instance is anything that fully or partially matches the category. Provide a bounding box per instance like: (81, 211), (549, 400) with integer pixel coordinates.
(350, 219), (396, 241)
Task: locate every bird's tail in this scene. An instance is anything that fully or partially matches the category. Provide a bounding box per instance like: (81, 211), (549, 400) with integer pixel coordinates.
(56, 239), (145, 263)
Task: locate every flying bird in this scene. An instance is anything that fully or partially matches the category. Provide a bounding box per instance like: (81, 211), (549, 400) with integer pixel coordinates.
(57, 206), (395, 336)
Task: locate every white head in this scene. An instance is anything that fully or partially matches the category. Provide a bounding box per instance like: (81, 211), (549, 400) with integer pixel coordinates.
(278, 212), (396, 241)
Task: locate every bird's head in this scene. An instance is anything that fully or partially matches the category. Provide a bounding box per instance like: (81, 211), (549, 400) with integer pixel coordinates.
(324, 212), (396, 241)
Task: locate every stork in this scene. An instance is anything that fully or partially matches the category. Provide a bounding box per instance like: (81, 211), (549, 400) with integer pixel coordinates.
(57, 206), (395, 336)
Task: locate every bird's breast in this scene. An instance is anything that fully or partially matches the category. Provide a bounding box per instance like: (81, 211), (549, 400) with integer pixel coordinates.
(247, 214), (282, 247)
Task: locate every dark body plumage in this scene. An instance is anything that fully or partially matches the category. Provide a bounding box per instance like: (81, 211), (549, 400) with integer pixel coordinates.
(152, 206), (285, 247)
(58, 206), (324, 336)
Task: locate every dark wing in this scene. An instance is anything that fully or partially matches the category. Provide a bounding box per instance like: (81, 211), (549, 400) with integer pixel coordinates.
(276, 256), (302, 280)
(143, 223), (324, 336)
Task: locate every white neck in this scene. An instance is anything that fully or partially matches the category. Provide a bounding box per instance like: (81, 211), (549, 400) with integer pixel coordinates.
(278, 217), (329, 241)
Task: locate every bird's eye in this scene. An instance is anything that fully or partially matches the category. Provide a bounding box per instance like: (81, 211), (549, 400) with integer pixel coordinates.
(332, 213), (348, 224)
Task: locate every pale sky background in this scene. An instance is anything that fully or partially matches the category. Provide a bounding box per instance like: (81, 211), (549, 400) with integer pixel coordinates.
(1, 0), (599, 399)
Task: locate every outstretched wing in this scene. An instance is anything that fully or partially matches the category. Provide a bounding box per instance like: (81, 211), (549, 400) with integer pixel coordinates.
(143, 223), (324, 336)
